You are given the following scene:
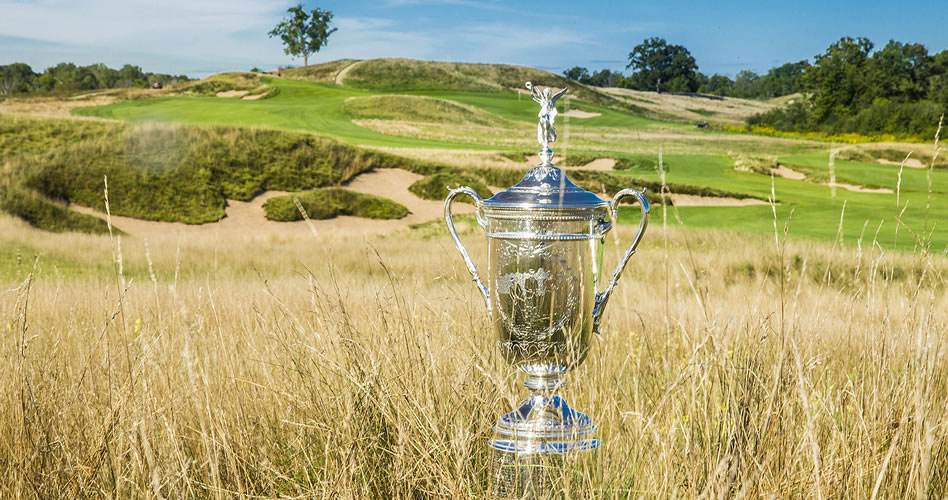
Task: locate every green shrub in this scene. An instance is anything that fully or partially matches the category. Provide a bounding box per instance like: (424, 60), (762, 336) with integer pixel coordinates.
(409, 173), (492, 202)
(562, 154), (601, 167)
(613, 157), (659, 171)
(263, 188), (409, 221)
(748, 98), (946, 141)
(0, 185), (115, 234)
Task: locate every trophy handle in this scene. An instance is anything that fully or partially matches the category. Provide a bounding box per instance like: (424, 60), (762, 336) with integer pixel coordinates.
(592, 188), (650, 334)
(444, 186), (491, 312)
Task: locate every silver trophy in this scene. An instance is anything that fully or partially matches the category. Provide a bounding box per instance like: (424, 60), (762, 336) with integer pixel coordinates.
(444, 82), (649, 458)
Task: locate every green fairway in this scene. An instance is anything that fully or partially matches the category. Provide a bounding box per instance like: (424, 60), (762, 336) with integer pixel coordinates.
(617, 153), (947, 252)
(75, 77), (669, 149)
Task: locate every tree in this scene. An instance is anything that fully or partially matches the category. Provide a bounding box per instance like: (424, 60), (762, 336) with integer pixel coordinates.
(699, 73), (733, 96)
(0, 63), (37, 95)
(930, 50), (948, 105)
(805, 36), (874, 121)
(626, 37), (700, 92)
(269, 4), (337, 67)
(868, 40), (932, 103)
(562, 66), (589, 82)
(586, 69), (622, 87)
(731, 70), (760, 98)
(764, 60), (809, 97)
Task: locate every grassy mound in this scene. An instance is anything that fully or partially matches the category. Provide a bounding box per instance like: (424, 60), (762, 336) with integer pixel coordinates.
(180, 72), (276, 99)
(496, 151), (531, 162)
(733, 155), (778, 175)
(263, 188), (409, 221)
(279, 60), (360, 83)
(562, 153), (660, 172)
(343, 95), (509, 127)
(342, 58), (645, 113)
(408, 173), (492, 202)
(865, 148), (947, 168)
(0, 185), (114, 234)
(2, 117), (424, 225)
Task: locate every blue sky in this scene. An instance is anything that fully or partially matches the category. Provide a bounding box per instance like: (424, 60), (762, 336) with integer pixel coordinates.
(2, 0), (947, 79)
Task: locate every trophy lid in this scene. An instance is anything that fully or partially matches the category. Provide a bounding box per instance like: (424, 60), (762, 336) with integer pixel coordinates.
(483, 151), (608, 209)
(482, 83), (607, 210)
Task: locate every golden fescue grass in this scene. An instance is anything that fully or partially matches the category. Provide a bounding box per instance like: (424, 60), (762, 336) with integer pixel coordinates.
(0, 94), (118, 120)
(1, 208), (947, 497)
(600, 87), (777, 126)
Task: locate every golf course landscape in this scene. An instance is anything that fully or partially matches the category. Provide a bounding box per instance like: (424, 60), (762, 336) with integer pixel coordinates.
(4, 59), (946, 251)
(1, 57), (946, 497)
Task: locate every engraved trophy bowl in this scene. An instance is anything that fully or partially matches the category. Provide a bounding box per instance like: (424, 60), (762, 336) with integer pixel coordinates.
(444, 83), (649, 456)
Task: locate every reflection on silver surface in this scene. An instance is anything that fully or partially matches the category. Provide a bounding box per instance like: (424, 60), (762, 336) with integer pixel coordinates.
(444, 83), (649, 465)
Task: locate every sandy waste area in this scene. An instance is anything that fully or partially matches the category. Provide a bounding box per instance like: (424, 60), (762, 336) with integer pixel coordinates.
(876, 158), (926, 168)
(69, 169), (474, 241)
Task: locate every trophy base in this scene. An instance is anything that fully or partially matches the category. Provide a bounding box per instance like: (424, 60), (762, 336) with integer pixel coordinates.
(488, 392), (601, 455)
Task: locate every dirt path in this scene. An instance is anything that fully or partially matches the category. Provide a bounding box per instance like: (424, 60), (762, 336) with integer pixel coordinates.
(335, 60), (365, 86)
(68, 169), (473, 240)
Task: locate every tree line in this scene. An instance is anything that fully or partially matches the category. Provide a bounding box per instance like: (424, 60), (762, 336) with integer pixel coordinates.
(0, 62), (190, 96)
(563, 37), (810, 99)
(565, 36), (948, 139)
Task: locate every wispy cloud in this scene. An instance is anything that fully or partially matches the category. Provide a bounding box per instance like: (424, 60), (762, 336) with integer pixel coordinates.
(0, 0), (293, 75)
(314, 16), (438, 62)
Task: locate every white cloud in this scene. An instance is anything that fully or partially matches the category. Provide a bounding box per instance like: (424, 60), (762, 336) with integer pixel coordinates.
(0, 0), (293, 75)
(309, 16), (438, 63)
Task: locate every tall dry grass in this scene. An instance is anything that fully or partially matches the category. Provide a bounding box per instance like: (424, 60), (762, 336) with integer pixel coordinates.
(1, 206), (946, 497)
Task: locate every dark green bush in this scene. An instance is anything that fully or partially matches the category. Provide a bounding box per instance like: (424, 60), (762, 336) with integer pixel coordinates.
(263, 188), (409, 221)
(408, 173), (492, 202)
(613, 157), (659, 171)
(0, 185), (115, 234)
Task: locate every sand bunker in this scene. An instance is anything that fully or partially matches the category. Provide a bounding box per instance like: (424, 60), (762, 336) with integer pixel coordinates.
(669, 194), (768, 207)
(241, 94), (266, 100)
(216, 90), (249, 98)
(876, 158), (925, 168)
(825, 182), (893, 194)
(561, 109), (601, 119)
(343, 168), (475, 223)
(572, 158), (615, 171)
(521, 155), (616, 171)
(68, 169), (474, 240)
(774, 164), (806, 180)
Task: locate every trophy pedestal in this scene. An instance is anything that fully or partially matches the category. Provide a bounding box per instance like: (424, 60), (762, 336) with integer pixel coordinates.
(489, 380), (599, 498)
(489, 379), (601, 455)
